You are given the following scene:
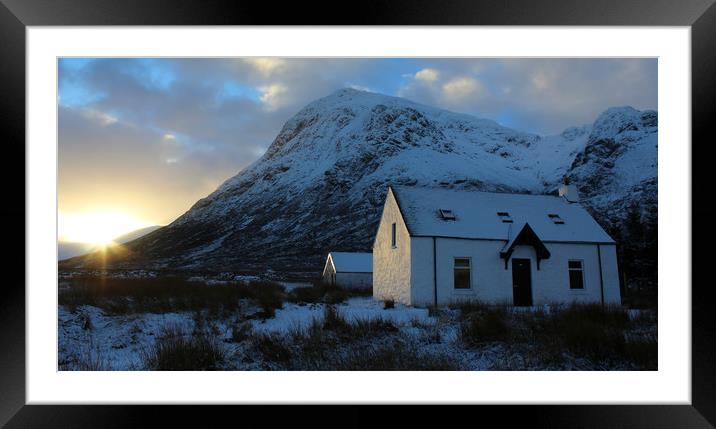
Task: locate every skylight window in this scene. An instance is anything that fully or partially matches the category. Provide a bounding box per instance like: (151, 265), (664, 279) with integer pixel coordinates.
(497, 212), (513, 223)
(439, 209), (456, 220)
(548, 213), (565, 224)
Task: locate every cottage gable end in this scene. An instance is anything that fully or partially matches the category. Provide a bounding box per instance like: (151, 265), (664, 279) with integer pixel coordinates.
(372, 186), (413, 305)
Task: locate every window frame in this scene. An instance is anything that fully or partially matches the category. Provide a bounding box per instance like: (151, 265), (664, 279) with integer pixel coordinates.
(497, 211), (513, 223)
(568, 259), (585, 290)
(439, 208), (456, 220)
(391, 222), (397, 248)
(548, 213), (565, 224)
(453, 256), (473, 290)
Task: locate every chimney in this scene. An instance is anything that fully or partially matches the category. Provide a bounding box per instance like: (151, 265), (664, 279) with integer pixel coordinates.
(559, 184), (580, 203)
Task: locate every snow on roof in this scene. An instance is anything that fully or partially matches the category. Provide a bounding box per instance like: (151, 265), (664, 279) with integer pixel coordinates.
(391, 186), (615, 244)
(329, 252), (373, 273)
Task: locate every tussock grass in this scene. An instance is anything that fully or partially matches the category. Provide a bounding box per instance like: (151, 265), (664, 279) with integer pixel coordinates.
(334, 342), (461, 371)
(247, 306), (404, 369)
(451, 300), (491, 317)
(59, 275), (656, 370)
(623, 338), (658, 369)
(321, 305), (352, 333)
(453, 299), (511, 344)
(78, 312), (93, 331)
(287, 285), (326, 303)
(320, 305), (398, 339)
(459, 307), (510, 344)
(250, 281), (285, 318)
(230, 321), (253, 343)
(251, 332), (293, 363)
(61, 342), (110, 371)
(455, 302), (656, 370)
(530, 303), (630, 361)
(58, 276), (285, 316)
(323, 288), (351, 304)
(73, 352), (110, 371)
(141, 324), (227, 370)
(287, 281), (370, 305)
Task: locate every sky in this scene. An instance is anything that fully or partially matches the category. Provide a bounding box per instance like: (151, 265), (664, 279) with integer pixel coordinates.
(58, 58), (657, 241)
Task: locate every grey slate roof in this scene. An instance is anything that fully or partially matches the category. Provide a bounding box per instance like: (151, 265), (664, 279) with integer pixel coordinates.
(391, 186), (615, 244)
(329, 252), (373, 273)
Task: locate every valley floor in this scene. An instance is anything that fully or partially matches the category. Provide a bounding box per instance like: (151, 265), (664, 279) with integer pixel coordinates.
(58, 278), (657, 371)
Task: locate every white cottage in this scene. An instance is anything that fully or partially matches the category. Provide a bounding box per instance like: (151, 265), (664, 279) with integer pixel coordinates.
(322, 252), (373, 289)
(372, 185), (621, 307)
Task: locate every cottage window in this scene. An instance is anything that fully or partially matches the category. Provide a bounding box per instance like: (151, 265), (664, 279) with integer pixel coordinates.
(454, 257), (471, 289)
(548, 213), (565, 224)
(568, 260), (584, 289)
(497, 212), (513, 223)
(439, 209), (456, 220)
(391, 222), (397, 248)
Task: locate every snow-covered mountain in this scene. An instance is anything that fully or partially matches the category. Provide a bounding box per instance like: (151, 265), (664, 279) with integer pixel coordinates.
(565, 107), (658, 221)
(58, 241), (97, 261)
(58, 225), (162, 261)
(61, 88), (657, 276)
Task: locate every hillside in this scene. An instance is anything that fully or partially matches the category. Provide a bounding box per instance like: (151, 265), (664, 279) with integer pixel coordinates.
(60, 89), (657, 279)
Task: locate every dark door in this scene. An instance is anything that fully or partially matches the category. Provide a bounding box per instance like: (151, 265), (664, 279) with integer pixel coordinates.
(512, 258), (533, 306)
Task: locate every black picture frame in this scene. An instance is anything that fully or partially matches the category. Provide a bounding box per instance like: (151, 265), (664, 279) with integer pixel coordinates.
(2, 0), (713, 426)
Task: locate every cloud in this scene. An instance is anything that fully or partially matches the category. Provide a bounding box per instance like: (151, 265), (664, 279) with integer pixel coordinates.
(531, 73), (549, 91)
(58, 58), (657, 225)
(57, 58), (387, 223)
(415, 68), (439, 82)
(348, 84), (375, 92)
(58, 102), (263, 224)
(80, 107), (119, 126)
(399, 66), (486, 109)
(258, 83), (289, 111)
(244, 58), (287, 77)
(397, 58), (657, 133)
(441, 77), (484, 102)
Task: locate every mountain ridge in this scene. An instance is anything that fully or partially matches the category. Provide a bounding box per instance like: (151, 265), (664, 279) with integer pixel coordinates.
(60, 88), (657, 278)
(58, 225), (163, 261)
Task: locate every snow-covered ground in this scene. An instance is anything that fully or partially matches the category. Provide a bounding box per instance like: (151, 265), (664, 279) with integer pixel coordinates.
(277, 281), (312, 291)
(58, 295), (510, 371)
(251, 297), (431, 334)
(59, 305), (194, 370)
(58, 292), (656, 371)
(58, 297), (434, 370)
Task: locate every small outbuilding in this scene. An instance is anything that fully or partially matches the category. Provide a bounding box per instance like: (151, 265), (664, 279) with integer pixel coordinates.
(321, 252), (373, 289)
(372, 185), (621, 307)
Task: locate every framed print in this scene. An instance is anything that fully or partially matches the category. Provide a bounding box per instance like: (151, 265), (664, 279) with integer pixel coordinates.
(3, 0), (714, 426)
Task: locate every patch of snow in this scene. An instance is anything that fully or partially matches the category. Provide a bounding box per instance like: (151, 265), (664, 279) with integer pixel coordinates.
(249, 297), (431, 334)
(234, 274), (261, 283)
(187, 233), (230, 257)
(58, 305), (195, 370)
(278, 281), (313, 291)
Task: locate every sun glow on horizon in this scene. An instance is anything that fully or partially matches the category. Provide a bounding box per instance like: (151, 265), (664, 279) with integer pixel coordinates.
(59, 210), (153, 246)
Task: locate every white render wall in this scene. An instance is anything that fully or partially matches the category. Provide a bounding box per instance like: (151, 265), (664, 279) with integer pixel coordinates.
(410, 237), (436, 306)
(335, 272), (373, 289)
(597, 244), (621, 304)
(431, 239), (513, 306)
(321, 258), (336, 285)
(372, 189), (412, 305)
(409, 238), (621, 306)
